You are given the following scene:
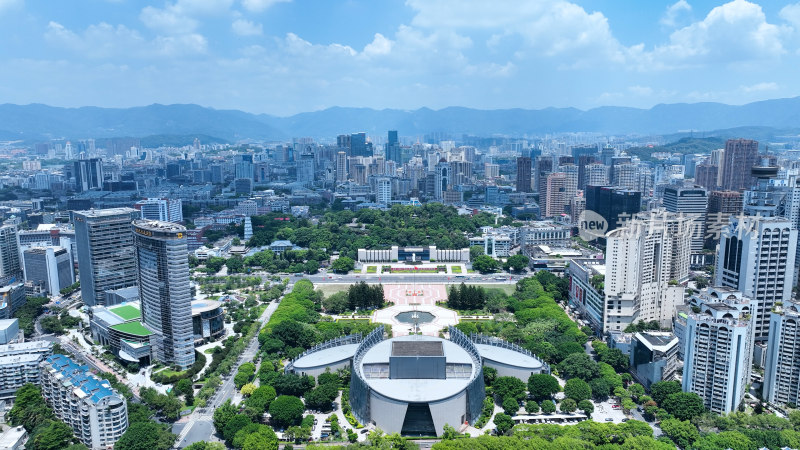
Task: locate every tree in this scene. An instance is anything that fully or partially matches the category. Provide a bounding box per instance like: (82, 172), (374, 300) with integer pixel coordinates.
(31, 421), (74, 450)
(650, 381), (682, 406)
(322, 291), (349, 314)
(558, 353), (600, 380)
(589, 378), (611, 401)
(559, 398), (577, 413)
(527, 373), (560, 401)
(331, 257), (354, 273)
(9, 384), (54, 432)
(223, 415), (253, 444)
(578, 400), (594, 416)
(175, 379), (193, 398)
(540, 399), (556, 414)
(502, 397), (519, 415)
(441, 424), (459, 440)
(473, 255), (500, 273)
(241, 383), (257, 397)
(483, 366), (497, 386)
(525, 401), (540, 414)
(504, 254), (530, 272)
(660, 419), (699, 449)
(268, 395), (305, 428)
(563, 378), (592, 402)
(493, 413), (514, 435)
(693, 431), (754, 450)
(600, 348), (629, 372)
(115, 422), (176, 450)
(213, 400), (237, 433)
(184, 443), (226, 450)
(469, 245), (485, 259)
(226, 255), (244, 273)
(661, 392), (705, 421)
(628, 383), (645, 401)
(304, 383), (338, 412)
(493, 376), (527, 402)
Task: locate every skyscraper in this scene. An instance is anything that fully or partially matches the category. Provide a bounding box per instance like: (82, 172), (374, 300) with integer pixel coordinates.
(545, 172), (567, 217)
(705, 190), (743, 249)
(662, 186), (708, 255)
(764, 299), (800, 407)
(516, 157), (532, 193)
(715, 216), (797, 341)
(133, 198), (183, 223)
(682, 287), (754, 414)
(0, 225), (21, 283)
(376, 178), (392, 205)
(434, 159), (450, 201)
(387, 130), (401, 163)
(132, 220), (195, 370)
(694, 162), (718, 190)
(720, 139), (759, 192)
(73, 158), (104, 192)
(584, 163), (609, 188)
(351, 132), (370, 157)
(74, 208), (140, 307)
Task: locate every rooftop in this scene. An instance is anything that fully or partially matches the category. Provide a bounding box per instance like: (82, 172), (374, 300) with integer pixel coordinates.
(132, 219), (186, 232)
(191, 299), (222, 314)
(108, 304), (141, 321)
(392, 340), (443, 357)
(74, 207), (137, 218)
(635, 332), (679, 352)
(110, 321), (153, 337)
(45, 354), (119, 405)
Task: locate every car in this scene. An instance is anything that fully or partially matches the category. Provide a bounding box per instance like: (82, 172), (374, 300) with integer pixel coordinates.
(611, 405), (621, 409)
(621, 418), (629, 422)
(361, 429), (370, 434)
(605, 418), (614, 422)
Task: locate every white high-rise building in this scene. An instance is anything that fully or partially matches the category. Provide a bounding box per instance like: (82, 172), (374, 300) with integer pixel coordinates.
(763, 299), (800, 406)
(22, 246), (74, 297)
(376, 178), (392, 205)
(715, 216), (797, 341)
(133, 198), (183, 223)
(662, 185), (708, 254)
(604, 210), (692, 332)
(682, 287), (754, 414)
(614, 163), (639, 190)
(244, 216), (253, 241)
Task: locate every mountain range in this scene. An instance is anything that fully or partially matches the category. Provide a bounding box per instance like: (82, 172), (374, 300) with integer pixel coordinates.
(2, 97), (800, 143)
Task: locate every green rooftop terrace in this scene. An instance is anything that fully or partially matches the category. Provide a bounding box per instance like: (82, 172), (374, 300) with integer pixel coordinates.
(109, 304), (141, 321)
(110, 321), (152, 337)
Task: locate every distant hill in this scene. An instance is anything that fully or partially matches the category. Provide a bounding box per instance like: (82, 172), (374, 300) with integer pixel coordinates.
(3, 97), (800, 142)
(626, 137), (727, 162)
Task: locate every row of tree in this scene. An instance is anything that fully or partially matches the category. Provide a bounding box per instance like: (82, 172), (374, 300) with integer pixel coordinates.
(447, 283), (487, 310)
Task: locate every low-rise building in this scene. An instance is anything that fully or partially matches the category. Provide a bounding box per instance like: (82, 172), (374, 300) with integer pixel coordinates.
(520, 222), (571, 256)
(190, 300), (225, 344)
(0, 283), (25, 320)
(0, 426), (27, 450)
(89, 301), (152, 365)
(40, 354), (128, 449)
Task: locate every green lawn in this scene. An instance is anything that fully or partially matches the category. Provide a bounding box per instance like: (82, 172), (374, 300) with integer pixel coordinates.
(451, 266), (463, 274)
(110, 321), (152, 336)
(366, 266), (378, 273)
(466, 283), (516, 295)
(109, 304), (141, 320)
(336, 318), (371, 325)
(316, 284), (351, 297)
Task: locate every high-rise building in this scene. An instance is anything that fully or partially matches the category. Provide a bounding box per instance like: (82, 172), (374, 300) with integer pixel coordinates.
(336, 151), (348, 183)
(296, 152), (315, 185)
(662, 186), (708, 254)
(536, 156), (554, 211)
(73, 158), (104, 192)
(695, 162), (718, 190)
(681, 287), (754, 414)
(0, 283), (25, 320)
(22, 246), (74, 297)
(545, 172), (567, 217)
(133, 198), (183, 223)
(132, 220), (195, 370)
(559, 164), (579, 202)
(613, 163), (639, 190)
(763, 299), (800, 406)
(720, 139), (759, 192)
(764, 300), (800, 406)
(705, 190), (743, 249)
(387, 130), (401, 163)
(604, 210), (692, 332)
(40, 354), (128, 448)
(244, 216), (253, 241)
(74, 208), (140, 307)
(0, 340), (52, 400)
(376, 178), (392, 205)
(0, 225), (21, 283)
(584, 163), (609, 187)
(434, 160), (450, 202)
(585, 186), (641, 235)
(484, 163), (499, 179)
(516, 157), (532, 193)
(351, 132), (370, 157)
(715, 216), (797, 341)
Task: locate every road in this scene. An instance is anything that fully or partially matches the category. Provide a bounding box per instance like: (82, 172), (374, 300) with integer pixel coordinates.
(263, 271), (525, 286)
(173, 299), (281, 448)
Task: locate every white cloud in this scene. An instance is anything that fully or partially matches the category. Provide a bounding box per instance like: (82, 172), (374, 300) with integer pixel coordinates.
(362, 33), (393, 57)
(232, 19), (262, 36)
(661, 0), (692, 28)
(628, 85), (653, 96)
(241, 0), (290, 13)
(646, 0), (786, 68)
(740, 81), (778, 93)
(140, 5), (198, 34)
(45, 21), (205, 59)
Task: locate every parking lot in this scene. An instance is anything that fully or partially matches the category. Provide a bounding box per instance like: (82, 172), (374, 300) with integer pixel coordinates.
(591, 399), (629, 424)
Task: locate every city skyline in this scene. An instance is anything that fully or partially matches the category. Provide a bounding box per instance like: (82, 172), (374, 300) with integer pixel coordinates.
(1, 0), (800, 114)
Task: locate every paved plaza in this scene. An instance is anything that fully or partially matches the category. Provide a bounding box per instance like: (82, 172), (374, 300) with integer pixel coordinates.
(373, 284), (458, 336)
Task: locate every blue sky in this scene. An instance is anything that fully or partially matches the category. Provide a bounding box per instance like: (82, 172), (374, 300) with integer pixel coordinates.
(1, 0), (799, 115)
